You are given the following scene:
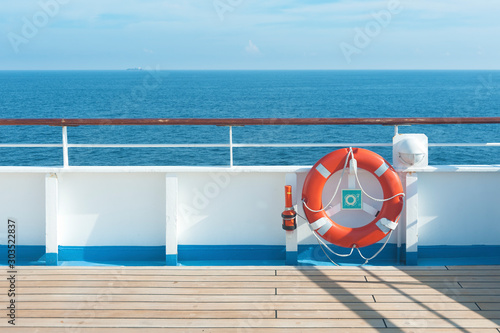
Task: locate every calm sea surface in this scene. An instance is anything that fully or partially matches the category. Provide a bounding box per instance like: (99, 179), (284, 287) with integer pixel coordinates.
(0, 70), (499, 166)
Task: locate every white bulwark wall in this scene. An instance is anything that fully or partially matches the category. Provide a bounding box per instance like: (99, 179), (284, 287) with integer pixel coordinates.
(417, 170), (500, 246)
(0, 164), (499, 265)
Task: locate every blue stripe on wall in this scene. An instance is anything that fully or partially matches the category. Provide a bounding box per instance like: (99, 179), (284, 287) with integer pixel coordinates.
(58, 246), (165, 261)
(0, 245), (45, 264)
(419, 245), (500, 258)
(178, 245), (286, 261)
(298, 244), (401, 265)
(1, 244), (500, 266)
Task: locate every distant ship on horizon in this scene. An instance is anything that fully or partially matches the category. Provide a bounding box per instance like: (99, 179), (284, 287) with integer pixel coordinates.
(126, 67), (143, 71)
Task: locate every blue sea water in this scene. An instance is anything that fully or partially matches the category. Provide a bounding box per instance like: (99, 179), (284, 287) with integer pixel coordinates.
(0, 70), (499, 166)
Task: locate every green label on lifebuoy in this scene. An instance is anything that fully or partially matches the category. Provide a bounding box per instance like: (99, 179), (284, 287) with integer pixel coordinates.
(341, 189), (362, 210)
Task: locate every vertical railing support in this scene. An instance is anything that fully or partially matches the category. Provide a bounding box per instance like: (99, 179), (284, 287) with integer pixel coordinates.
(405, 173), (419, 265)
(45, 173), (59, 265)
(62, 126), (69, 167)
(165, 174), (179, 266)
(229, 126), (234, 167)
(285, 173), (298, 265)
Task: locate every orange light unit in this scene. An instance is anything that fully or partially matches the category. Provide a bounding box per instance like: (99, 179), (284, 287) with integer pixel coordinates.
(282, 185), (297, 231)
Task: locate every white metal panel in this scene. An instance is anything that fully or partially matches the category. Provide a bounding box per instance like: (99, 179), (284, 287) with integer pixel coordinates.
(0, 174), (45, 245)
(177, 172), (284, 245)
(58, 173), (166, 246)
(418, 172), (500, 246)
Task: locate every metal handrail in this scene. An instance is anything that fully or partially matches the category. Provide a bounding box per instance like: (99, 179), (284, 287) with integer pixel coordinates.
(1, 118), (499, 167)
(0, 117), (500, 126)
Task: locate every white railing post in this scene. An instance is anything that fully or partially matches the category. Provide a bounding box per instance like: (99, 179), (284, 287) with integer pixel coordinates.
(405, 173), (419, 265)
(165, 175), (178, 266)
(62, 126), (69, 167)
(229, 126), (234, 167)
(45, 173), (59, 265)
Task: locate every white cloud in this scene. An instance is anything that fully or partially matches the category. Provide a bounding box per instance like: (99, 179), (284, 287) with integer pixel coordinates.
(245, 40), (261, 55)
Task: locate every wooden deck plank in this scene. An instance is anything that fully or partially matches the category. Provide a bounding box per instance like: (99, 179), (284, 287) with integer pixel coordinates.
(12, 274), (369, 282)
(277, 269), (500, 276)
(0, 279), (500, 290)
(9, 286), (495, 297)
(8, 273), (500, 282)
(385, 318), (500, 328)
(16, 309), (277, 319)
(375, 295), (500, 303)
(0, 294), (377, 302)
(1, 280), (464, 288)
(7, 287), (276, 295)
(0, 318), (387, 328)
(277, 288), (500, 295)
(446, 266), (500, 270)
(13, 301), (479, 311)
(477, 303), (500, 311)
(15, 309), (500, 320)
(461, 283), (500, 289)
(366, 276), (500, 282)
(277, 310), (500, 319)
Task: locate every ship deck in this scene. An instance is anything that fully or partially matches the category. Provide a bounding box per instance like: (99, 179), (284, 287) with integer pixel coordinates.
(2, 265), (500, 332)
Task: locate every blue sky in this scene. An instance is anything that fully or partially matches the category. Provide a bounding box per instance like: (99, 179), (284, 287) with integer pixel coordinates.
(1, 0), (499, 70)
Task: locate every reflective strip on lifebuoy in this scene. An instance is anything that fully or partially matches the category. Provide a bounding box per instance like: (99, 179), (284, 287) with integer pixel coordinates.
(302, 148), (404, 248)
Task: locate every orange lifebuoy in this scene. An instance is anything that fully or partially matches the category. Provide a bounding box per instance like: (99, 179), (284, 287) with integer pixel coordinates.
(302, 148), (404, 248)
